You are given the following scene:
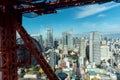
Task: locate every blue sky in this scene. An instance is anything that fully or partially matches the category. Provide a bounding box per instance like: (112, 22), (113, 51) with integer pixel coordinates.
(23, 1), (120, 37)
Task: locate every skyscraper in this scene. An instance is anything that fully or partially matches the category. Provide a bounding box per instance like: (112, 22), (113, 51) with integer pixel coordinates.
(31, 34), (44, 52)
(46, 28), (53, 48)
(54, 39), (59, 49)
(73, 37), (80, 47)
(62, 32), (67, 46)
(62, 30), (73, 50)
(31, 34), (43, 45)
(67, 30), (73, 49)
(89, 31), (101, 65)
(80, 37), (87, 58)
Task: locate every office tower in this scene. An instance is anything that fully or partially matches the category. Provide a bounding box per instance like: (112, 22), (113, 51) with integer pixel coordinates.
(32, 34), (43, 45)
(63, 45), (68, 55)
(80, 37), (87, 58)
(49, 52), (57, 67)
(100, 40), (110, 60)
(62, 32), (67, 46)
(62, 30), (73, 50)
(89, 31), (101, 65)
(73, 37), (80, 47)
(57, 39), (63, 50)
(101, 46), (109, 60)
(31, 34), (44, 52)
(67, 30), (73, 49)
(46, 28), (53, 48)
(54, 40), (59, 49)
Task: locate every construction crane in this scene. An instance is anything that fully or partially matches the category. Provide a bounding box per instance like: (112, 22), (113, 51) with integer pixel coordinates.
(0, 0), (119, 80)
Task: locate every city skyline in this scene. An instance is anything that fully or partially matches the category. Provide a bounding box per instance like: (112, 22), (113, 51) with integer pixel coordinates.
(23, 1), (120, 37)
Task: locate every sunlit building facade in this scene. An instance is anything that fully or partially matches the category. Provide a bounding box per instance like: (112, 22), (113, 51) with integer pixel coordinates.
(62, 30), (73, 50)
(46, 28), (53, 48)
(89, 31), (101, 65)
(80, 37), (87, 58)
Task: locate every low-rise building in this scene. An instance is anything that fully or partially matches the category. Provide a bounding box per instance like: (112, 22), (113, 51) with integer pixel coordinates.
(85, 68), (117, 80)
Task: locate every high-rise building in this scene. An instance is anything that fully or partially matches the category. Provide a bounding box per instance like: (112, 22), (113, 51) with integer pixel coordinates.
(101, 45), (109, 60)
(80, 37), (87, 58)
(62, 32), (67, 46)
(49, 52), (57, 67)
(31, 34), (43, 45)
(73, 37), (80, 47)
(31, 34), (44, 52)
(63, 45), (68, 55)
(62, 30), (73, 50)
(101, 40), (110, 60)
(89, 31), (101, 65)
(67, 30), (73, 49)
(54, 40), (59, 49)
(46, 28), (53, 48)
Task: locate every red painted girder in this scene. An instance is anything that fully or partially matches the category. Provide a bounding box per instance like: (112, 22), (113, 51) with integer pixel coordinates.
(0, 11), (18, 80)
(16, 24), (59, 80)
(16, 0), (112, 13)
(0, 0), (18, 5)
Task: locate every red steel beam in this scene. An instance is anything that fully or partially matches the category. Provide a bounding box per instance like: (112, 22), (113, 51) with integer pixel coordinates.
(16, 0), (113, 13)
(16, 24), (59, 80)
(0, 11), (18, 80)
(0, 0), (18, 5)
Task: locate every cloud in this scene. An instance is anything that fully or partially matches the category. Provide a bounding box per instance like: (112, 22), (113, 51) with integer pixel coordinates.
(76, 2), (120, 19)
(102, 23), (120, 32)
(82, 22), (97, 28)
(81, 22), (120, 32)
(97, 14), (106, 17)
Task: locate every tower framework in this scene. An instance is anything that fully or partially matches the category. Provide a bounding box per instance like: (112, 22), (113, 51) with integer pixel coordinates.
(0, 0), (116, 80)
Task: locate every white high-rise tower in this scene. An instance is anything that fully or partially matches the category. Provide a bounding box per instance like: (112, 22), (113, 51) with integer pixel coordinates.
(89, 31), (101, 65)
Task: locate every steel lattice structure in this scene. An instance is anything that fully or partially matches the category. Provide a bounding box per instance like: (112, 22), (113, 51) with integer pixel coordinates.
(0, 0), (118, 80)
